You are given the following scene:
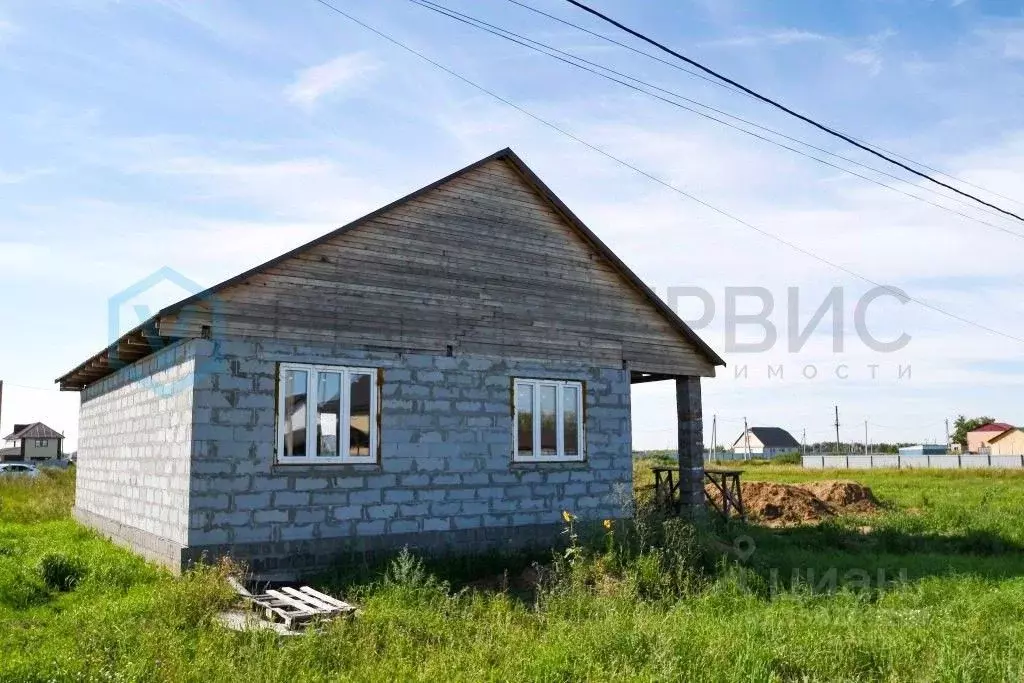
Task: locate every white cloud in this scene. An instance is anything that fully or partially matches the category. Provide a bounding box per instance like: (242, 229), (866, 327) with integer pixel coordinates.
(0, 167), (51, 184)
(844, 47), (884, 76)
(702, 28), (829, 48)
(843, 29), (896, 76)
(981, 26), (1024, 61)
(0, 18), (17, 43)
(285, 52), (380, 108)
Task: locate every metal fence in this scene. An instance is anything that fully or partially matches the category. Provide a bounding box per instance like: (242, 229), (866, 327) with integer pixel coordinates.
(802, 454), (1024, 470)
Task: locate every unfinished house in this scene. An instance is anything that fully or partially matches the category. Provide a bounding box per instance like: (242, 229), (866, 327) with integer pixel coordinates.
(57, 148), (724, 576)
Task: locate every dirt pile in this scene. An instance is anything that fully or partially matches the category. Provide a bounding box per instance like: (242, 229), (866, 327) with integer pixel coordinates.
(729, 482), (835, 525)
(800, 480), (879, 513)
(706, 479), (879, 526)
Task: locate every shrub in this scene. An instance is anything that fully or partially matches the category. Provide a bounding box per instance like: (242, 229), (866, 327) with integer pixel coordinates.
(379, 547), (451, 604)
(38, 552), (87, 592)
(773, 451), (803, 465)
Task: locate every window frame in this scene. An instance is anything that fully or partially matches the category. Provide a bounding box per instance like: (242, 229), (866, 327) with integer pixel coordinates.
(34, 439), (48, 448)
(275, 362), (380, 465)
(512, 378), (585, 463)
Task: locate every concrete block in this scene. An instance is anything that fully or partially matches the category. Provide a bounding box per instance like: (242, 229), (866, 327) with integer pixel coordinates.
(273, 491), (311, 507)
(233, 492), (272, 510)
(367, 505), (398, 520)
(390, 520), (419, 534)
(423, 518), (451, 532)
(349, 489), (382, 505)
(332, 505), (363, 521)
(399, 503), (429, 517)
(384, 489), (415, 503)
(293, 509), (326, 524)
(254, 509), (289, 524)
(453, 515), (483, 529)
(294, 477), (330, 491)
(356, 520), (387, 536)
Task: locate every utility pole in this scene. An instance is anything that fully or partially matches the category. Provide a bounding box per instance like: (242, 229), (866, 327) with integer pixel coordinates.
(864, 420), (869, 455)
(743, 417), (751, 461)
(802, 428), (806, 457)
(945, 419), (950, 451)
(711, 414), (717, 462)
(834, 405), (841, 455)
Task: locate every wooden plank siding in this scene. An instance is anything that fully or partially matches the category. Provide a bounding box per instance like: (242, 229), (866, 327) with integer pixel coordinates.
(158, 158), (715, 377)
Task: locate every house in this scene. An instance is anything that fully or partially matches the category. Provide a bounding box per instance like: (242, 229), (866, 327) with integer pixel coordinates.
(56, 148), (725, 576)
(987, 428), (1024, 456)
(1, 422), (64, 462)
(731, 427), (800, 458)
(966, 422), (1014, 454)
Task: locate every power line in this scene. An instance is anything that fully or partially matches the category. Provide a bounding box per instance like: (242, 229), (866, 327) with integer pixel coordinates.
(308, 0), (1024, 346)
(408, 0), (1024, 238)
(503, 0), (1024, 212)
(561, 0), (1024, 224)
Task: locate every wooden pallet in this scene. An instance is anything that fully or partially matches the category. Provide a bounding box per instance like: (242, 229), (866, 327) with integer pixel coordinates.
(231, 579), (356, 630)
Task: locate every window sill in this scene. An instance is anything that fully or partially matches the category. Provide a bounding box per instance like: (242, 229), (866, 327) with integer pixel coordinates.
(271, 462), (381, 476)
(510, 460), (589, 470)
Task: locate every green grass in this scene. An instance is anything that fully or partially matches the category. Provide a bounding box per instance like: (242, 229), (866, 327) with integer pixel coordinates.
(2, 466), (1024, 681)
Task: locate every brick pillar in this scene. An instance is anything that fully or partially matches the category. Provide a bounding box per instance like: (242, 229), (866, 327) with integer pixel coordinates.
(676, 377), (705, 516)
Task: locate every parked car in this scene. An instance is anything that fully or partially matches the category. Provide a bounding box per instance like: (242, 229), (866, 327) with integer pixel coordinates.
(0, 463), (41, 478)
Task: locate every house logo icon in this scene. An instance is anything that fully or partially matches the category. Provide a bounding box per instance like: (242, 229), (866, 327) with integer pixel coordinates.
(107, 266), (213, 398)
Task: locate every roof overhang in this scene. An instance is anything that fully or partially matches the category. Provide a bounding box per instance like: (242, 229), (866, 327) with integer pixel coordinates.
(55, 320), (181, 391)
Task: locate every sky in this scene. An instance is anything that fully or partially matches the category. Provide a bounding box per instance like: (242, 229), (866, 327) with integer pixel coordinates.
(0, 0), (1022, 452)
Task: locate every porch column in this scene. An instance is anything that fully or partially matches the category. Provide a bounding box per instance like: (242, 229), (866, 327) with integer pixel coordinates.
(676, 376), (705, 516)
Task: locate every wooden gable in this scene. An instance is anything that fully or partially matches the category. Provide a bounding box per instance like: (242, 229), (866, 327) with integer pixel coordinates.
(157, 153), (719, 377)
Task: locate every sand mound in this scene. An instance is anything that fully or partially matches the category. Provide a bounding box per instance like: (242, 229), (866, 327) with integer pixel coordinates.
(705, 480), (879, 526)
(799, 480), (879, 513)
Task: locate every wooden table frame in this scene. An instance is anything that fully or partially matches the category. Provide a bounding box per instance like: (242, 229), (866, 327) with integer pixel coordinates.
(650, 466), (746, 521)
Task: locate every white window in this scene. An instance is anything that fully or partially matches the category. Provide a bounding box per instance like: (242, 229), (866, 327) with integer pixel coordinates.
(35, 439), (48, 448)
(276, 363), (378, 465)
(513, 379), (584, 463)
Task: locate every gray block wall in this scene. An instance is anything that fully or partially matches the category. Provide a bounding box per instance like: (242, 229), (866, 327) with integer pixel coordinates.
(74, 337), (634, 577)
(186, 340), (633, 575)
(74, 340), (198, 567)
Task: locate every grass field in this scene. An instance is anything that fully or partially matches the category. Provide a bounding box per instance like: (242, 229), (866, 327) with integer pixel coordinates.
(2, 465), (1024, 682)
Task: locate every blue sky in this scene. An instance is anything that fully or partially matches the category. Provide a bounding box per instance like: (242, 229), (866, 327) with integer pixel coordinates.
(1, 0), (1022, 451)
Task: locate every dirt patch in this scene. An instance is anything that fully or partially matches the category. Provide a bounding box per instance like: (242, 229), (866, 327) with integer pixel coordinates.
(800, 480), (879, 513)
(705, 480), (880, 526)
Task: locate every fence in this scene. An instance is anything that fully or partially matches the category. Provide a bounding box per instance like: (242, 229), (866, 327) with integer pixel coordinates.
(802, 454), (1024, 470)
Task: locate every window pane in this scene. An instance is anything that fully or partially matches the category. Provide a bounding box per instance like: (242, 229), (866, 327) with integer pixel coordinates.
(540, 385), (557, 455)
(316, 372), (341, 457)
(282, 369), (308, 457)
(516, 383), (534, 455)
(563, 385), (580, 455)
(349, 373), (373, 457)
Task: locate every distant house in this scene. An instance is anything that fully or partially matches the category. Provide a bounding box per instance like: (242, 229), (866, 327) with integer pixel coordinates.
(55, 148), (725, 576)
(988, 428), (1024, 456)
(731, 427), (800, 458)
(966, 422), (1014, 454)
(1, 422), (64, 462)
